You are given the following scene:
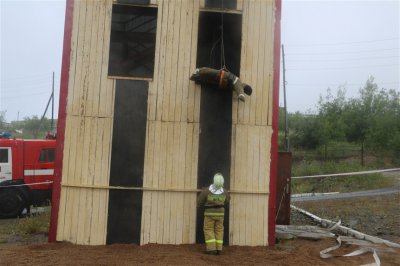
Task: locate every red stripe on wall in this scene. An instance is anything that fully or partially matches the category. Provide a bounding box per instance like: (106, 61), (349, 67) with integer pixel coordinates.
(48, 0), (74, 242)
(268, 0), (282, 246)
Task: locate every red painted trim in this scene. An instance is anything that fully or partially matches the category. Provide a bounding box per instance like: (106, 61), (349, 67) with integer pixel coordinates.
(48, 0), (74, 242)
(268, 0), (282, 246)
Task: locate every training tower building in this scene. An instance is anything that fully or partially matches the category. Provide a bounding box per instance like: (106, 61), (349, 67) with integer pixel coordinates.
(49, 0), (282, 246)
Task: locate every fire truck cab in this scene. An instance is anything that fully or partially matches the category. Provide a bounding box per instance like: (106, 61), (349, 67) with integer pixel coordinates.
(0, 139), (56, 218)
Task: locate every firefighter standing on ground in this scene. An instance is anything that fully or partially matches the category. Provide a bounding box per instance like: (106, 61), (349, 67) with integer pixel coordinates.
(197, 173), (230, 255)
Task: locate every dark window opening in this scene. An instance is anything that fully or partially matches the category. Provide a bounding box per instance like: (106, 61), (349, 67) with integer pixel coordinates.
(0, 149), (8, 163)
(196, 11), (242, 76)
(205, 0), (237, 10)
(108, 5), (158, 79)
(39, 149), (55, 163)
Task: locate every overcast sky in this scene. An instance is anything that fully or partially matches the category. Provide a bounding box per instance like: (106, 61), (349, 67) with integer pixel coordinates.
(0, 0), (399, 122)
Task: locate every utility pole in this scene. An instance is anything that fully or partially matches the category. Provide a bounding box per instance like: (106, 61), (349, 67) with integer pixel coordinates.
(281, 44), (290, 151)
(51, 72), (54, 130)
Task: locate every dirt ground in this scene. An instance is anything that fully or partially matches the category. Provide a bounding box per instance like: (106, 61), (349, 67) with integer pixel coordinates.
(1, 238), (400, 266)
(0, 194), (399, 265)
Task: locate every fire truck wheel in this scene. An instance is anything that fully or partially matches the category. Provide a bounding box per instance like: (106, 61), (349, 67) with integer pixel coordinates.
(0, 188), (26, 219)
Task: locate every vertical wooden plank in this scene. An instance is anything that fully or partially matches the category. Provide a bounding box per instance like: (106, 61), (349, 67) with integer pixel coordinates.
(148, 0), (164, 120)
(174, 0), (187, 122)
(248, 1), (261, 125)
(237, 0), (243, 10)
(237, 0), (249, 124)
(70, 0), (86, 115)
(255, 1), (267, 125)
(62, 116), (78, 240)
(199, 0), (205, 8)
(75, 117), (89, 244)
(161, 0), (175, 121)
(155, 1), (169, 121)
(83, 117), (97, 244)
(267, 1), (275, 126)
(150, 121), (161, 243)
(100, 117), (113, 244)
(168, 0), (182, 122)
(89, 118), (103, 245)
(79, 0), (94, 117)
(243, 1), (256, 124)
(70, 116), (85, 243)
(85, 0), (99, 117)
(99, 0), (113, 118)
(170, 125), (178, 235)
(175, 123), (187, 244)
(240, 126), (248, 244)
(229, 124), (236, 244)
(91, 0), (106, 116)
(252, 128), (260, 244)
(189, 123), (199, 243)
(263, 1), (274, 126)
(70, 1), (83, 115)
(182, 123), (193, 243)
(179, 0), (193, 122)
(63, 116), (79, 242)
(163, 123), (174, 243)
(187, 0), (200, 123)
(259, 126), (267, 192)
(156, 122), (168, 243)
(78, 117), (91, 244)
(66, 0), (81, 115)
(74, 118), (86, 245)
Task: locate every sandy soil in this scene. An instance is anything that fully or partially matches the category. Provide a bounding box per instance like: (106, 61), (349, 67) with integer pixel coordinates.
(1, 238), (400, 266)
(0, 195), (399, 265)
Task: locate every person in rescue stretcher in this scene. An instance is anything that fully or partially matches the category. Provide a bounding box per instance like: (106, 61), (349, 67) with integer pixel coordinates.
(190, 67), (252, 102)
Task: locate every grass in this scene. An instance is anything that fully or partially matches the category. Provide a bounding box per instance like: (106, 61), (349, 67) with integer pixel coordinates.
(291, 159), (399, 194)
(0, 210), (50, 237)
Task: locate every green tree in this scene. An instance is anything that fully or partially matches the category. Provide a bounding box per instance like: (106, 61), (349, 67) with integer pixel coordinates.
(19, 116), (52, 139)
(288, 112), (323, 149)
(317, 87), (347, 144)
(0, 111), (6, 129)
(343, 77), (400, 152)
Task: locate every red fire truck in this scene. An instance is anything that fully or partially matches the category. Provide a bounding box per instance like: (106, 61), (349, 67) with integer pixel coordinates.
(0, 138), (56, 218)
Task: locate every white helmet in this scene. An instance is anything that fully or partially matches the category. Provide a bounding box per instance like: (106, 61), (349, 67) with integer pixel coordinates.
(213, 173), (224, 189)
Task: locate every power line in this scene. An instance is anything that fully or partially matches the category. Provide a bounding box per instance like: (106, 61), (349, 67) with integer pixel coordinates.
(287, 82), (399, 87)
(1, 91), (50, 100)
(286, 55), (399, 63)
(1, 73), (55, 82)
(284, 37), (398, 47)
(287, 64), (398, 71)
(286, 48), (399, 56)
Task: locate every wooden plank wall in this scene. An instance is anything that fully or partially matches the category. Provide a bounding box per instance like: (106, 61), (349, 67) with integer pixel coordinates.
(57, 0), (114, 245)
(141, 0), (201, 245)
(57, 0), (276, 246)
(230, 0), (276, 246)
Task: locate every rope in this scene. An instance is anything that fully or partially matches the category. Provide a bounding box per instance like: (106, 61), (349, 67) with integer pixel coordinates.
(0, 181), (53, 188)
(60, 183), (269, 194)
(292, 168), (400, 179)
(275, 185), (286, 221)
(220, 1), (227, 70)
